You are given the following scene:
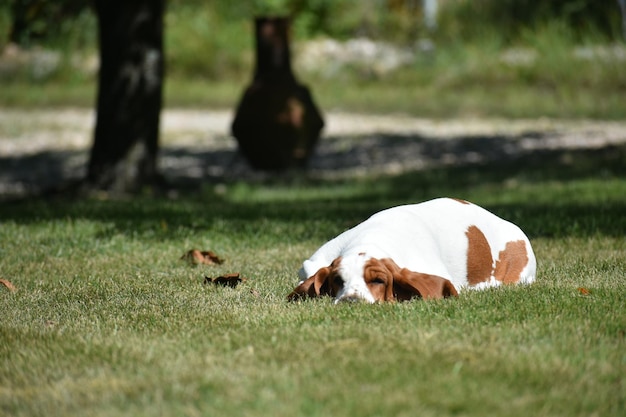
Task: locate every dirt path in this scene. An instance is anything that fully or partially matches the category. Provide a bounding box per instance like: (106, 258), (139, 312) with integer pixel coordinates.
(1, 108), (625, 196)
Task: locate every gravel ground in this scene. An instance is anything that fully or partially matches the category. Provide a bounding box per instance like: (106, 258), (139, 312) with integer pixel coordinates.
(1, 108), (625, 196)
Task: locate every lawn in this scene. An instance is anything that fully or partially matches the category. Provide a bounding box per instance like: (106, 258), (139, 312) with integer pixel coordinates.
(1, 148), (625, 416)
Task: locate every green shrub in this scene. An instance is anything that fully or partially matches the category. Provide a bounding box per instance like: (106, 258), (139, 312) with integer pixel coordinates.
(436, 0), (622, 44)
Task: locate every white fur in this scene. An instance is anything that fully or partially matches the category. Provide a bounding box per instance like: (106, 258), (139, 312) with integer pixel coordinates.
(298, 198), (537, 300)
(335, 253), (376, 303)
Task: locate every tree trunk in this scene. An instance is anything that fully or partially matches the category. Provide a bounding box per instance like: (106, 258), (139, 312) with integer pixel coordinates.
(231, 17), (324, 171)
(87, 0), (164, 193)
(8, 0), (29, 44)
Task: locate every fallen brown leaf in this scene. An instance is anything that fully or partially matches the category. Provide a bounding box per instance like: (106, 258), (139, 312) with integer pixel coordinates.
(0, 278), (17, 292)
(181, 249), (224, 266)
(205, 273), (247, 288)
(577, 287), (591, 295)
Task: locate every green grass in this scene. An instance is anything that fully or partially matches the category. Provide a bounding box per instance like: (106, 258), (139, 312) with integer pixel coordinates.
(2, 151), (626, 416)
(3, 60), (625, 119)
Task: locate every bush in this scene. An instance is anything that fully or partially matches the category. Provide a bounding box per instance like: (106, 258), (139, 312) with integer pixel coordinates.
(4, 0), (93, 47)
(436, 0), (623, 44)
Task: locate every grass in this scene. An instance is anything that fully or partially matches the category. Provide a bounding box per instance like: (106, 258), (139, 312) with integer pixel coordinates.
(1, 149), (626, 416)
(3, 58), (625, 119)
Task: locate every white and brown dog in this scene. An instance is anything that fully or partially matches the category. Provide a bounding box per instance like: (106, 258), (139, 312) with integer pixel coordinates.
(288, 198), (536, 303)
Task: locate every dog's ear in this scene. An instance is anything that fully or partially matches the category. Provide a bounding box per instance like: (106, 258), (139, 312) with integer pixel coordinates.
(287, 266), (332, 301)
(382, 259), (458, 301)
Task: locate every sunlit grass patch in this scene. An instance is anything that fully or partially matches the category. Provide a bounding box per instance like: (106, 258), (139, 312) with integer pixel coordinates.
(2, 158), (626, 416)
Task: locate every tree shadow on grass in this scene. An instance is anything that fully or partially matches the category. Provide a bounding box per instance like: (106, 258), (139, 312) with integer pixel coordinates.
(1, 130), (625, 240)
(0, 150), (86, 196)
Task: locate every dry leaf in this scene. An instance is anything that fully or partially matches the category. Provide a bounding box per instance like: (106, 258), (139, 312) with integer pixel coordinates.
(577, 287), (591, 295)
(0, 279), (17, 292)
(181, 249), (224, 265)
(205, 273), (247, 288)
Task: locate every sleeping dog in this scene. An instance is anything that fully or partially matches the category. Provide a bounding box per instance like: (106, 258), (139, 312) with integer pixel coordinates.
(288, 198), (536, 303)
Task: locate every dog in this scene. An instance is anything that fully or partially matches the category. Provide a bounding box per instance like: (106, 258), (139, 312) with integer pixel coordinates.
(288, 198), (536, 303)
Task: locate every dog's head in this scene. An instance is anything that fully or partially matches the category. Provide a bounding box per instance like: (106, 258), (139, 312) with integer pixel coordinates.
(288, 254), (458, 303)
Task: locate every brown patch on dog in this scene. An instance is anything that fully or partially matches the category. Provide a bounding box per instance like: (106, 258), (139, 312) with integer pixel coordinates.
(493, 240), (528, 284)
(465, 225), (493, 285)
(363, 258), (395, 301)
(287, 257), (343, 301)
(364, 258), (458, 302)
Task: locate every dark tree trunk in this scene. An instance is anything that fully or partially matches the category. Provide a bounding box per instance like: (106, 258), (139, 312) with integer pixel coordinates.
(8, 0), (29, 44)
(87, 0), (164, 192)
(231, 17), (324, 171)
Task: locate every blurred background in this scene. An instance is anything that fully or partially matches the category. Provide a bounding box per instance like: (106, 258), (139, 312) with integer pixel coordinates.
(1, 0), (624, 118)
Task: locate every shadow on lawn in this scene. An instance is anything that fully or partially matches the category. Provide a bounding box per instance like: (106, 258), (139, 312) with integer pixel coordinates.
(1, 131), (625, 240)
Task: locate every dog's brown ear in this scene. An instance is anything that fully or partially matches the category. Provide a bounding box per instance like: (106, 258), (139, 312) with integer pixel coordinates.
(391, 267), (458, 301)
(287, 267), (332, 301)
(378, 258), (457, 301)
